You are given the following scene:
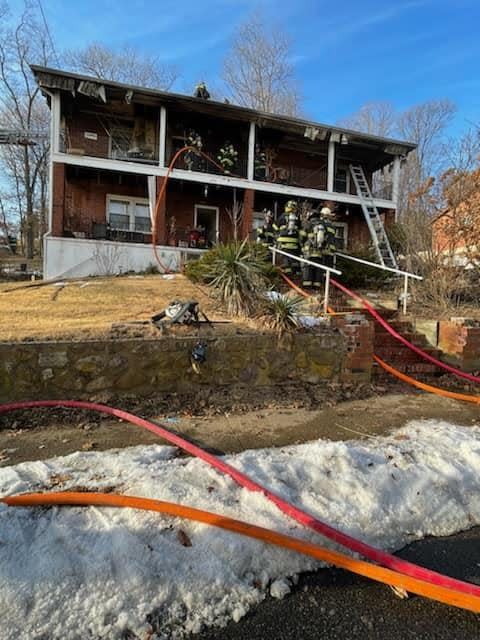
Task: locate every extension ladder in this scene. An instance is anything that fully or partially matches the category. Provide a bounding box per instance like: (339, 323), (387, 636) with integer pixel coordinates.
(349, 164), (398, 269)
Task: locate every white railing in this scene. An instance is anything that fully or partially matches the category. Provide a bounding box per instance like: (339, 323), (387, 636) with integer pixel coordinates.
(270, 247), (342, 314)
(334, 251), (423, 315)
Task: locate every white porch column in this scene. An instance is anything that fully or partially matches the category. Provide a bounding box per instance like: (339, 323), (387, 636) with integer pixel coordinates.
(47, 91), (61, 234)
(327, 138), (336, 192)
(247, 121), (255, 181)
(159, 106), (167, 167)
(50, 90), (61, 154)
(392, 155), (401, 206)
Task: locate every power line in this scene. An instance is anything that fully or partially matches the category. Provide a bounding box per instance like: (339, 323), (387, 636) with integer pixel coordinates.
(36, 0), (60, 68)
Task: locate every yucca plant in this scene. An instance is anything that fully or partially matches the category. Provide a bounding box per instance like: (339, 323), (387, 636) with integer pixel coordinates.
(185, 240), (274, 316)
(259, 293), (305, 335)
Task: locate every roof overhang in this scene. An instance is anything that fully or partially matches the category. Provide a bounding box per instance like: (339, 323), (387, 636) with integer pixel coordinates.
(31, 65), (417, 168)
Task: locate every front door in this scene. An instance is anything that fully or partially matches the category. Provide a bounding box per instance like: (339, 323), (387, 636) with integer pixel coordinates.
(194, 205), (219, 246)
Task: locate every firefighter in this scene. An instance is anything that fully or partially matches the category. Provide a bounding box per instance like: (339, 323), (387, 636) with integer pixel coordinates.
(194, 82), (210, 99)
(185, 130), (203, 170)
(302, 206), (337, 288)
(217, 142), (238, 174)
(319, 206), (338, 269)
(254, 144), (267, 180)
(256, 209), (277, 248)
(276, 201), (302, 275)
(302, 207), (323, 288)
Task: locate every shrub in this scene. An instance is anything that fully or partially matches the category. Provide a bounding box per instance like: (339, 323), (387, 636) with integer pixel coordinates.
(185, 240), (276, 316)
(258, 293), (305, 335)
(336, 246), (391, 289)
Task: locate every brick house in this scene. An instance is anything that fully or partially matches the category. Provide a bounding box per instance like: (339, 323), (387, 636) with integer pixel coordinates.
(31, 66), (416, 279)
(432, 208), (478, 266)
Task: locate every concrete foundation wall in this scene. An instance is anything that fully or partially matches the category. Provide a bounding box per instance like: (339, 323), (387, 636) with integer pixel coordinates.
(0, 328), (370, 402)
(43, 235), (203, 279)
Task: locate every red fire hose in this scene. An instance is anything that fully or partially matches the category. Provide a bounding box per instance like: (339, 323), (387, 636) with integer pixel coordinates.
(1, 399), (480, 599)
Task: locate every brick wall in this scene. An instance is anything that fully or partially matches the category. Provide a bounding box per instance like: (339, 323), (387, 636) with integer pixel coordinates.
(66, 113), (109, 157)
(438, 318), (480, 372)
(52, 162), (66, 236)
(331, 314), (374, 382)
(63, 167), (148, 237)
(165, 183), (235, 243)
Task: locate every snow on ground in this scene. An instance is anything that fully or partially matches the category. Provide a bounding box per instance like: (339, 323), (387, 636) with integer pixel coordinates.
(0, 420), (480, 639)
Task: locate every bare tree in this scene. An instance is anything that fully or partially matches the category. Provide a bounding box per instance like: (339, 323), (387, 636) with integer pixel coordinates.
(223, 12), (302, 116)
(64, 42), (178, 90)
(339, 101), (397, 137)
(398, 99), (456, 181)
(0, 1), (53, 258)
(225, 198), (244, 240)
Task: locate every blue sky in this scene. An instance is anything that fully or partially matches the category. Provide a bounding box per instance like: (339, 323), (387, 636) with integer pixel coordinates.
(11, 0), (480, 136)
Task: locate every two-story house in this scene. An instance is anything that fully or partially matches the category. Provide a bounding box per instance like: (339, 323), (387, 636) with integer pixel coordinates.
(31, 66), (415, 279)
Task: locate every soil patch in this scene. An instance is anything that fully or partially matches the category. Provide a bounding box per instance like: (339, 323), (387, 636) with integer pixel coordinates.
(0, 389), (477, 467)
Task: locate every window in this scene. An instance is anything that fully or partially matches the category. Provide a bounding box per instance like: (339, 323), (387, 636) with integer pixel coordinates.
(134, 203), (150, 232)
(108, 200), (130, 230)
(107, 196), (150, 233)
(333, 222), (348, 250)
(334, 167), (350, 194)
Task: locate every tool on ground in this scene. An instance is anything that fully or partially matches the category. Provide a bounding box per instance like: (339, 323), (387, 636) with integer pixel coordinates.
(151, 300), (212, 328)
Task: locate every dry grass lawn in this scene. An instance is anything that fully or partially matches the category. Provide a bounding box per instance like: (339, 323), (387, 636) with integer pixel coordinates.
(0, 274), (244, 341)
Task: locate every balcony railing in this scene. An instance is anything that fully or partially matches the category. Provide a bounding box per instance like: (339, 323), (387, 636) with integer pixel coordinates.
(168, 142), (248, 178)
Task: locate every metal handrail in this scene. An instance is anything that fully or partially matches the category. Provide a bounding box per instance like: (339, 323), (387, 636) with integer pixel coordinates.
(335, 252), (423, 280)
(334, 252), (422, 315)
(270, 247), (342, 313)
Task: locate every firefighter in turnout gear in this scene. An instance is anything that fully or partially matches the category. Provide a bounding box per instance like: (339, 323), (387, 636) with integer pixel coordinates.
(193, 82), (210, 100)
(217, 142), (238, 174)
(319, 206), (338, 269)
(256, 209), (277, 248)
(185, 130), (203, 171)
(302, 206), (337, 288)
(276, 201), (302, 275)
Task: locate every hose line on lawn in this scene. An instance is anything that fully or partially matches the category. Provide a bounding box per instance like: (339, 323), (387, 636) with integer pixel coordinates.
(280, 271), (480, 404)
(1, 399), (480, 599)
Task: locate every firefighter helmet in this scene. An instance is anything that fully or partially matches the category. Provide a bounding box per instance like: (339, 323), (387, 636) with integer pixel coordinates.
(285, 200), (298, 214)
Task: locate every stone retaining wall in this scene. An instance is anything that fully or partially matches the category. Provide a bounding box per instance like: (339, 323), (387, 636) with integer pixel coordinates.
(0, 323), (373, 402)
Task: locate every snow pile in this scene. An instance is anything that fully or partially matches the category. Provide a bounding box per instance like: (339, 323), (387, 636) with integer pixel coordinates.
(0, 420), (479, 638)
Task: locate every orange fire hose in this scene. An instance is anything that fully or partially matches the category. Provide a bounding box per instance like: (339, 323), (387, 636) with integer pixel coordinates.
(152, 146), (238, 272)
(4, 491), (480, 614)
(374, 355), (480, 405)
(280, 272), (480, 406)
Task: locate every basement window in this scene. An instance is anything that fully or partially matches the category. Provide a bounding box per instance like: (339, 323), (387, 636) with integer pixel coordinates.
(107, 196), (150, 233)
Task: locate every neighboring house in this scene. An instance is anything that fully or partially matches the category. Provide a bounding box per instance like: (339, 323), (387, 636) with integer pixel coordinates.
(432, 208), (478, 266)
(31, 66), (416, 279)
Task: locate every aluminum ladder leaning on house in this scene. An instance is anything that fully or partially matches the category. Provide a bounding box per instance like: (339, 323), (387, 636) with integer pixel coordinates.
(349, 164), (398, 269)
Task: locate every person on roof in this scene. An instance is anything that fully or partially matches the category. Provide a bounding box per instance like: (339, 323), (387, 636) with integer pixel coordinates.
(194, 82), (210, 99)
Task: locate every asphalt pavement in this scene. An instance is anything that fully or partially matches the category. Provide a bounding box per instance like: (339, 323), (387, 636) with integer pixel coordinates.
(196, 527), (480, 640)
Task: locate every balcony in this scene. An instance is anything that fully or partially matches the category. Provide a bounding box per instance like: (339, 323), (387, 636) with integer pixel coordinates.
(168, 139), (248, 177)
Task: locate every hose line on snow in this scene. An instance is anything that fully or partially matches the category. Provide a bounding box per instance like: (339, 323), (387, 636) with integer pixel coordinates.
(4, 491), (480, 614)
(1, 399), (480, 599)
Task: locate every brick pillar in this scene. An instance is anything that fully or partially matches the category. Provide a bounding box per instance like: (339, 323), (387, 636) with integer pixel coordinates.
(438, 318), (480, 372)
(331, 313), (374, 382)
(241, 188), (254, 239)
(51, 162), (65, 237)
(155, 176), (167, 245)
